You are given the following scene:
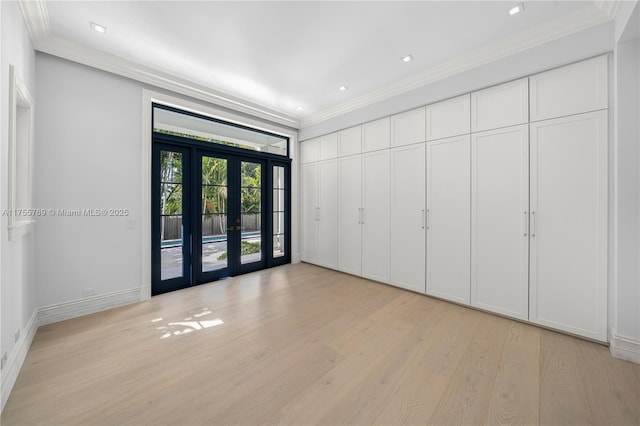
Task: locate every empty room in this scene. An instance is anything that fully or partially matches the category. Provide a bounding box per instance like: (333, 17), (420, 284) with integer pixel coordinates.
(1, 0), (639, 424)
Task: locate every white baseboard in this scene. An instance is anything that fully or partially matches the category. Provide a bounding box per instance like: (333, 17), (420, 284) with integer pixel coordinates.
(1, 309), (38, 412)
(38, 287), (142, 326)
(610, 329), (640, 364)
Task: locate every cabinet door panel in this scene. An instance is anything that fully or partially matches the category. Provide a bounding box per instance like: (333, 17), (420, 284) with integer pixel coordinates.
(301, 162), (319, 263)
(317, 159), (338, 269)
(426, 135), (471, 304)
(363, 117), (391, 152)
(319, 133), (338, 161)
(392, 107), (426, 147)
(530, 55), (607, 122)
(529, 111), (607, 341)
(338, 126), (362, 157)
(426, 94), (471, 141)
(300, 138), (318, 164)
(471, 125), (529, 320)
(362, 150), (390, 283)
(471, 78), (528, 132)
(338, 155), (362, 275)
(390, 143), (426, 293)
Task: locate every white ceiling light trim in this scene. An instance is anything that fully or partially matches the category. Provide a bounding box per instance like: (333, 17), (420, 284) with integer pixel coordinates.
(401, 54), (414, 62)
(339, 85), (348, 91)
(508, 3), (524, 16)
(89, 22), (107, 34)
(300, 3), (616, 127)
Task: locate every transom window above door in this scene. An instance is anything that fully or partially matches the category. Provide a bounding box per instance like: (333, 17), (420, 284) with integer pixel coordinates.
(153, 106), (289, 157)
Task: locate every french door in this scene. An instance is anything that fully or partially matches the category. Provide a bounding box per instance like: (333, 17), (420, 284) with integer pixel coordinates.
(152, 143), (289, 295)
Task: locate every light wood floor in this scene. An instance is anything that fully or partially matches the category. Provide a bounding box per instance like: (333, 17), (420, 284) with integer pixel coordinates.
(2, 263), (639, 425)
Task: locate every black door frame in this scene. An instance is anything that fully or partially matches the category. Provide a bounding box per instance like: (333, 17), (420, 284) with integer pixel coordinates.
(151, 112), (291, 296)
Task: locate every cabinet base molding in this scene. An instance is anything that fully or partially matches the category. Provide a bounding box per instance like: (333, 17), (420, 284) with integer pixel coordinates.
(610, 329), (640, 364)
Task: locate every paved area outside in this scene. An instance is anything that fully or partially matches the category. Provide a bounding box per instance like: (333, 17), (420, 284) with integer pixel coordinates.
(161, 238), (261, 280)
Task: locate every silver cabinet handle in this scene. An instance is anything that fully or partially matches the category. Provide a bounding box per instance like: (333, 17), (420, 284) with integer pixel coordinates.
(531, 211), (536, 237)
(421, 209), (426, 229)
(523, 211), (528, 236)
(361, 208), (365, 225)
(426, 210), (430, 229)
(315, 207), (320, 221)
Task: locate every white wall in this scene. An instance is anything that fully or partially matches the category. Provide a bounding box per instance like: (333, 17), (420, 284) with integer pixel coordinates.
(612, 1), (640, 356)
(0, 0), (37, 409)
(35, 53), (143, 307)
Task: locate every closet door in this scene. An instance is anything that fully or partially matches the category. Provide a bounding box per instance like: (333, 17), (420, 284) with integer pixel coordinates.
(301, 162), (319, 264)
(529, 110), (607, 342)
(338, 155), (362, 275)
(363, 117), (390, 153)
(338, 126), (362, 157)
(317, 159), (338, 269)
(362, 150), (390, 283)
(471, 124), (529, 320)
(391, 107), (426, 147)
(390, 143), (426, 293)
(426, 135), (471, 305)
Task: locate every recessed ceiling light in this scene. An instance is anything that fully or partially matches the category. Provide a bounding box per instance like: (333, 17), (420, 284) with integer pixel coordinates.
(508, 3), (524, 16)
(401, 55), (414, 63)
(339, 85), (348, 91)
(90, 22), (107, 34)
(296, 105), (305, 111)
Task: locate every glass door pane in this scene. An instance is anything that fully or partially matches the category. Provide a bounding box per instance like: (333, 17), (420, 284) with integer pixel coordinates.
(160, 150), (185, 280)
(201, 155), (229, 273)
(240, 161), (262, 265)
(273, 165), (286, 258)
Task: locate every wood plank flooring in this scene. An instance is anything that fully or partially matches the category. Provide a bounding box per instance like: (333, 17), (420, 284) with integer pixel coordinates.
(2, 263), (639, 425)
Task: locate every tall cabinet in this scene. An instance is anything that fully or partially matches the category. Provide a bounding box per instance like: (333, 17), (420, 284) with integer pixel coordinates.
(528, 56), (608, 341)
(470, 78), (530, 320)
(336, 120), (391, 283)
(390, 109), (426, 293)
(301, 134), (338, 269)
(425, 95), (471, 305)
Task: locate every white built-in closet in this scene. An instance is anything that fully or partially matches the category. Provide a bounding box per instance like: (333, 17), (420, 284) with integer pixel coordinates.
(300, 55), (608, 342)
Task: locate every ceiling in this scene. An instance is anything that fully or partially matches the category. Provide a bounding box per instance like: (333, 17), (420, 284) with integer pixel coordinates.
(23, 1), (616, 128)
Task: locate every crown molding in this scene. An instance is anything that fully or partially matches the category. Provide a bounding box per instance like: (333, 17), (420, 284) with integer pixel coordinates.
(17, 0), (49, 45)
(299, 3), (614, 128)
(594, 0), (621, 19)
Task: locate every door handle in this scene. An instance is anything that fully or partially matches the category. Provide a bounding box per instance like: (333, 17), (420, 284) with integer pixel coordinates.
(360, 208), (365, 224)
(523, 211), (528, 236)
(531, 211), (536, 237)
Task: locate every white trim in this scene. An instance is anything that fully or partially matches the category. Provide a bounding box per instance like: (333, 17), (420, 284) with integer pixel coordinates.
(18, 1), (616, 130)
(610, 328), (640, 364)
(37, 288), (142, 326)
(300, 4), (614, 127)
(594, 0), (621, 19)
(16, 0), (48, 45)
(141, 90), (299, 299)
(7, 65), (35, 240)
(1, 309), (38, 412)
